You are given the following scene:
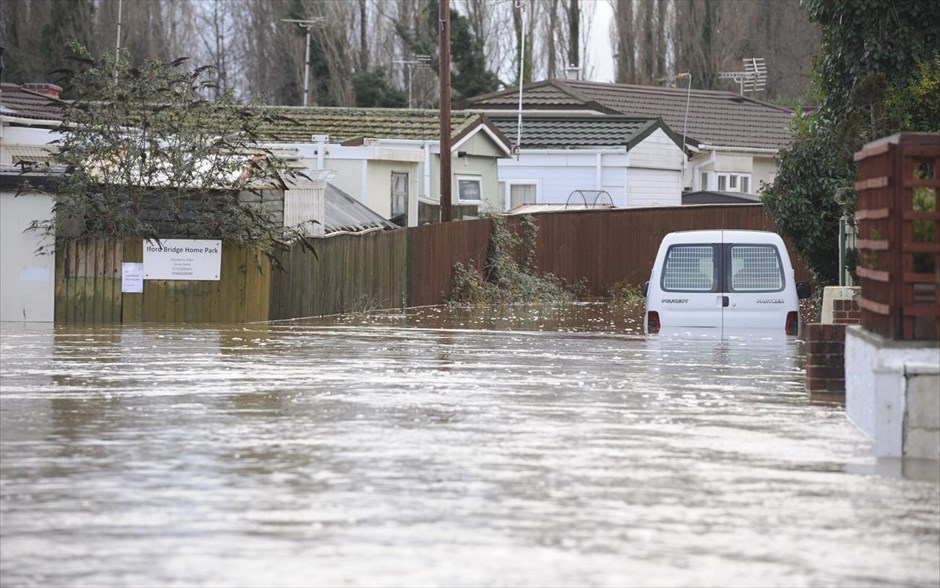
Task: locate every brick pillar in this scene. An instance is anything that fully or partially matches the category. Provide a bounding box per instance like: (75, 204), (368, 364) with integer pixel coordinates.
(832, 297), (861, 325)
(805, 323), (848, 393)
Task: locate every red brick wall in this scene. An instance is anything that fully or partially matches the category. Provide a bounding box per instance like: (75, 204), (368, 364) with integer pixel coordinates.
(832, 297), (861, 325)
(805, 323), (849, 393)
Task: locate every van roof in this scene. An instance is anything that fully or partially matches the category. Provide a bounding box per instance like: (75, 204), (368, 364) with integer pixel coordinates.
(661, 230), (784, 245)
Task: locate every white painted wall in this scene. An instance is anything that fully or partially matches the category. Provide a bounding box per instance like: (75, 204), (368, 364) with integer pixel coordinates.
(845, 326), (940, 458)
(625, 128), (683, 207)
(0, 190), (56, 322)
(497, 128), (684, 210)
(498, 150), (630, 207)
(686, 149), (779, 193)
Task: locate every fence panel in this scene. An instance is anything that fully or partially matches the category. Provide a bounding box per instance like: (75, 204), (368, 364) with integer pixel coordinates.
(407, 219), (492, 307)
(58, 240), (271, 324)
(855, 133), (939, 340)
(524, 205), (800, 297)
(270, 230), (408, 319)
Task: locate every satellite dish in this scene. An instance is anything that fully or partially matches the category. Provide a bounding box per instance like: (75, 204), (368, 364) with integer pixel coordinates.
(718, 58), (767, 95)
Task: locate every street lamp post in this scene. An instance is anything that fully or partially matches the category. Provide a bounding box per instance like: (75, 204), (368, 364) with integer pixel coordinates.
(393, 55), (430, 109)
(282, 18), (325, 107)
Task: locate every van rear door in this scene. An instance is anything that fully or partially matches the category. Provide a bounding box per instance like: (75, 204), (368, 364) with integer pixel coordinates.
(658, 242), (723, 329)
(723, 242), (789, 330)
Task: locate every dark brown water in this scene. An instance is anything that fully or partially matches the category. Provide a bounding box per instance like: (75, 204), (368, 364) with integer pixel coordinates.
(1, 304), (938, 587)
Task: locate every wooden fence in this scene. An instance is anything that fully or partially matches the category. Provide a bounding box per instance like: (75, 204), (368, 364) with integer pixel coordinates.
(55, 204), (808, 324)
(854, 133), (939, 340)
(270, 230), (408, 319)
(526, 204), (791, 295)
(56, 239), (272, 324)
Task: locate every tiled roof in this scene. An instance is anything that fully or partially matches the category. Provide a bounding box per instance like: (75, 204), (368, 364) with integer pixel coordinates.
(257, 106), (502, 145)
(460, 79), (794, 151)
(0, 83), (66, 122)
(488, 114), (672, 150)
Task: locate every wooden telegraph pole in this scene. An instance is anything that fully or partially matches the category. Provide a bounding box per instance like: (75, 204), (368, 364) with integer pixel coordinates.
(439, 0), (452, 222)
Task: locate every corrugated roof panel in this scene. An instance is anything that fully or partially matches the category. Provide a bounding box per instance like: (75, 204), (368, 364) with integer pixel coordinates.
(324, 184), (398, 235)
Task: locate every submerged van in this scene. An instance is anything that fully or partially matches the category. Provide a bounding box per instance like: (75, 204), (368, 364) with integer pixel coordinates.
(644, 230), (811, 335)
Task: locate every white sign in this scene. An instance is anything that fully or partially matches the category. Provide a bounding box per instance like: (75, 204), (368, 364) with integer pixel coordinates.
(122, 262), (144, 293)
(143, 239), (222, 281)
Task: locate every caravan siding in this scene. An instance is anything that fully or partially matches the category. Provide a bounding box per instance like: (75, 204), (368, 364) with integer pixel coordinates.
(499, 150), (630, 207)
(625, 128), (683, 207)
(627, 128), (684, 171)
(626, 168), (682, 207)
(0, 191), (55, 322)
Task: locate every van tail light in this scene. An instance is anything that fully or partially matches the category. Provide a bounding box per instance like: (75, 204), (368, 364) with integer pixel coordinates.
(647, 311), (661, 333)
(786, 311), (799, 335)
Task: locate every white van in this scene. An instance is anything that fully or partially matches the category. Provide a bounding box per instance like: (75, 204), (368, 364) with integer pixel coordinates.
(643, 230), (811, 335)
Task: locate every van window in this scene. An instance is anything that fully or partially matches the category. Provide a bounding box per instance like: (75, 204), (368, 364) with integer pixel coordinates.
(662, 245), (716, 292)
(729, 245), (784, 292)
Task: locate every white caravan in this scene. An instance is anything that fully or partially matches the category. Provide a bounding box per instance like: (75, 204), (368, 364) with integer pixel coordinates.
(643, 230), (811, 335)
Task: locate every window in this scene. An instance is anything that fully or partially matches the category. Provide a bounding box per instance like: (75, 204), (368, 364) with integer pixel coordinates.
(729, 245), (784, 292)
(716, 173), (753, 193)
(391, 171), (409, 225)
(501, 181), (538, 210)
(700, 172), (709, 191)
(662, 245), (716, 292)
(457, 176), (482, 202)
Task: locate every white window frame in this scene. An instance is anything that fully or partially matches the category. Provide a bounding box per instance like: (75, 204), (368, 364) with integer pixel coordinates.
(502, 179), (541, 211)
(456, 174), (483, 204)
(716, 173), (753, 193)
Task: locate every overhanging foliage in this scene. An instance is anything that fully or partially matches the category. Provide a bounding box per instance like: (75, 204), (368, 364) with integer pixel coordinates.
(26, 45), (315, 257)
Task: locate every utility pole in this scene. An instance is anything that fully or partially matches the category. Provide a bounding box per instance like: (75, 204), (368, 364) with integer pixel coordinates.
(393, 55), (430, 109)
(282, 18), (326, 107)
(439, 0), (452, 222)
(568, 0), (579, 78)
(114, 0), (123, 82)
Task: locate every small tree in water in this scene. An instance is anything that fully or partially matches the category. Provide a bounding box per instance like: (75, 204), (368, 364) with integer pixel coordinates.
(27, 45), (313, 258)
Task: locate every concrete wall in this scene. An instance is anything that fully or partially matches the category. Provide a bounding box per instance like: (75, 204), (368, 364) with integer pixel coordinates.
(0, 190), (56, 322)
(905, 365), (940, 461)
(845, 326), (940, 459)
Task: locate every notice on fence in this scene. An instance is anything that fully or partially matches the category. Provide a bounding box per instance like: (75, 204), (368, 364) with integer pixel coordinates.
(121, 262), (144, 293)
(143, 239), (222, 281)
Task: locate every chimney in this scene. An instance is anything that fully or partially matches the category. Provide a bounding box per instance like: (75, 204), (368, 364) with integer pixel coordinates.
(22, 83), (63, 100)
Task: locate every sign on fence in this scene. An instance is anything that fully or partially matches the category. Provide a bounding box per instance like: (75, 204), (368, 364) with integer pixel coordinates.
(121, 262), (144, 293)
(143, 239), (222, 281)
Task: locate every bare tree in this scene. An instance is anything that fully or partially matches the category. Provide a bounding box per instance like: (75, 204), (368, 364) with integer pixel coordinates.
(613, 0), (635, 83)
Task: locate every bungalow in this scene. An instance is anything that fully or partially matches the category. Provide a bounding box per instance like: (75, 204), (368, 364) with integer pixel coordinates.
(0, 82), (65, 322)
(487, 114), (686, 209)
(459, 78), (795, 197)
(255, 107), (513, 224)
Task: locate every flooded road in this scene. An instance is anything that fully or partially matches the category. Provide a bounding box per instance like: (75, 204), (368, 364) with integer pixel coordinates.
(1, 304), (938, 587)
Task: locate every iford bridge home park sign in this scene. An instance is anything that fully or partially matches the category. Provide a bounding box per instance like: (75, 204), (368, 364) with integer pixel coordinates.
(143, 239), (222, 281)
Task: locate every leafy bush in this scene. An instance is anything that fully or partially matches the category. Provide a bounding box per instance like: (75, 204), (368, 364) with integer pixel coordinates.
(448, 215), (582, 306)
(26, 45), (314, 260)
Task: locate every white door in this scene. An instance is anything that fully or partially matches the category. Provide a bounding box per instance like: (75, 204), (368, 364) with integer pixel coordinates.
(723, 242), (790, 330)
(658, 243), (723, 329)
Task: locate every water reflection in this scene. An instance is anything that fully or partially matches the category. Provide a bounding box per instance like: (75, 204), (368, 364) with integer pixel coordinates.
(1, 307), (938, 588)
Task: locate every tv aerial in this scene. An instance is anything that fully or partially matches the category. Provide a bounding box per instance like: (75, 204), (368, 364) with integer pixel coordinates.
(718, 58), (766, 95)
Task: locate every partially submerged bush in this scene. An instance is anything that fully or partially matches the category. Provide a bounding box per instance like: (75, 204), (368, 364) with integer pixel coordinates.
(607, 280), (645, 306)
(448, 214), (583, 306)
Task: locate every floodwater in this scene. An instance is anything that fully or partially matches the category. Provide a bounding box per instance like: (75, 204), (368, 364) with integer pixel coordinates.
(1, 303), (938, 588)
